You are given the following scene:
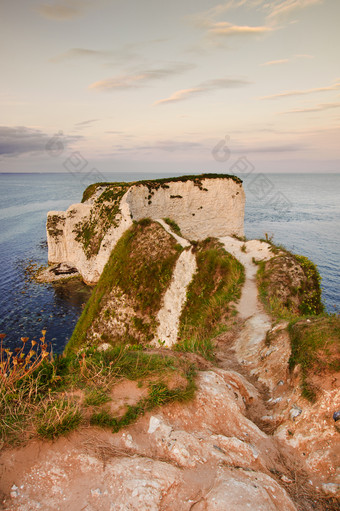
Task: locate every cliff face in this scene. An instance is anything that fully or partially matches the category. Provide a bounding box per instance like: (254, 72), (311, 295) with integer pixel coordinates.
(46, 175), (245, 284)
(66, 219), (244, 354)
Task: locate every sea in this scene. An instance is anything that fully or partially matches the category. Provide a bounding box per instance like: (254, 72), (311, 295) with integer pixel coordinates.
(0, 172), (339, 353)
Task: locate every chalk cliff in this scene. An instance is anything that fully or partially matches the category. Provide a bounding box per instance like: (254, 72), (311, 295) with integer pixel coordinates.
(0, 176), (339, 510)
(46, 174), (244, 284)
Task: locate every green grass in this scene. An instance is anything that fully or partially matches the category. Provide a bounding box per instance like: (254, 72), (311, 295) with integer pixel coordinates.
(74, 184), (130, 258)
(163, 217), (182, 236)
(288, 315), (340, 402)
(175, 239), (244, 360)
(84, 388), (111, 406)
(257, 249), (324, 320)
(36, 398), (82, 439)
(81, 174), (243, 203)
(67, 220), (183, 354)
(0, 341), (196, 445)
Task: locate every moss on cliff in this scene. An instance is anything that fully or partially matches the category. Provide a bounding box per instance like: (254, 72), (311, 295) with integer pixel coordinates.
(47, 214), (65, 239)
(73, 184), (130, 259)
(81, 174), (242, 203)
(66, 220), (183, 354)
(257, 250), (324, 319)
(75, 174), (243, 259)
(176, 239), (244, 359)
(288, 315), (340, 401)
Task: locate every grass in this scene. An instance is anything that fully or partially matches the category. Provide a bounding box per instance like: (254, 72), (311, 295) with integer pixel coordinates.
(0, 340), (196, 446)
(288, 314), (340, 402)
(90, 375), (195, 433)
(74, 184), (130, 258)
(163, 217), (182, 236)
(36, 398), (82, 439)
(77, 174), (243, 257)
(256, 248), (324, 320)
(81, 174), (243, 203)
(67, 220), (183, 354)
(175, 238), (244, 360)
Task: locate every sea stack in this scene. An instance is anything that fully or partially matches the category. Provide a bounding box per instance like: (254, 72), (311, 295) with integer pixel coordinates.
(46, 174), (245, 284)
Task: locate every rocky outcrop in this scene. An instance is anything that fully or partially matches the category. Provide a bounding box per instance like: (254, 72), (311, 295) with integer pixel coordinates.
(47, 175), (244, 284)
(5, 177), (336, 510)
(1, 370), (298, 511)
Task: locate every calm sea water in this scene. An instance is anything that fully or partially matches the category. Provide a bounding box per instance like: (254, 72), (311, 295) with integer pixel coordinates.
(0, 172), (339, 352)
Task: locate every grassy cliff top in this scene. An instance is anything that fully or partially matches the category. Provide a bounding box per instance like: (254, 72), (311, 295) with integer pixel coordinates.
(81, 173), (242, 203)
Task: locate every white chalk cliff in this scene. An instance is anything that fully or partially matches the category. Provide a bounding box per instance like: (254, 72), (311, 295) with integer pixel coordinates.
(46, 175), (245, 284)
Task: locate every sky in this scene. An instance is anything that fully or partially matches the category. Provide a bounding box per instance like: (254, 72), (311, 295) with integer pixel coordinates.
(1, 0), (339, 174)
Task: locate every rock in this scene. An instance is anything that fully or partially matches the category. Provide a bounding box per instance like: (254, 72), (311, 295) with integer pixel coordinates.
(10, 486), (18, 499)
(52, 263), (78, 275)
(97, 343), (111, 352)
(90, 488), (102, 497)
(289, 406), (302, 421)
(333, 410), (340, 422)
(322, 483), (340, 496)
(154, 247), (197, 347)
(281, 475), (293, 483)
(47, 176), (245, 284)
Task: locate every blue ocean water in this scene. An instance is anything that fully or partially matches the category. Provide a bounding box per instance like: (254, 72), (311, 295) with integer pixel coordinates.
(0, 172), (339, 352)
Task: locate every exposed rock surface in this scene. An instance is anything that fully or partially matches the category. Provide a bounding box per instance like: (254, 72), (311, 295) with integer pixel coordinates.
(0, 371), (297, 511)
(1, 179), (338, 510)
(216, 238), (340, 501)
(47, 176), (245, 284)
(154, 247), (197, 347)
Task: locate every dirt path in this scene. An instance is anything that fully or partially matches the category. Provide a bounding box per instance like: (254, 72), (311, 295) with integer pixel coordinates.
(215, 237), (274, 425)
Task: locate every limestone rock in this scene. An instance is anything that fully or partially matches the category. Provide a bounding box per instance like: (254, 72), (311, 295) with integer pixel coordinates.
(47, 176), (245, 284)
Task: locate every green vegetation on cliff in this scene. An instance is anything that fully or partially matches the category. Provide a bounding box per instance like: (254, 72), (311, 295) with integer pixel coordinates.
(74, 183), (130, 258)
(81, 173), (242, 203)
(176, 239), (244, 359)
(67, 219), (183, 354)
(0, 340), (195, 446)
(288, 315), (340, 401)
(257, 249), (324, 320)
(255, 243), (339, 402)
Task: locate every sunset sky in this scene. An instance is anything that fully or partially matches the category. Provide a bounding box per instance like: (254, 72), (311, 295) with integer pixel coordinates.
(1, 0), (339, 174)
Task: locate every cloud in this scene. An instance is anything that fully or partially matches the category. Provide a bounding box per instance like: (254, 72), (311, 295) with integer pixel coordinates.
(155, 77), (250, 105)
(0, 126), (79, 157)
(265, 0), (324, 25)
(236, 143), (306, 153)
(190, 0), (323, 46)
(155, 88), (204, 105)
(89, 63), (195, 91)
(261, 54), (313, 66)
(73, 119), (99, 131)
(75, 119), (99, 127)
(36, 0), (88, 20)
(281, 102), (340, 114)
(262, 59), (290, 66)
(206, 21), (272, 37)
(260, 81), (340, 99)
(294, 53), (314, 59)
(49, 48), (112, 63)
(111, 140), (203, 154)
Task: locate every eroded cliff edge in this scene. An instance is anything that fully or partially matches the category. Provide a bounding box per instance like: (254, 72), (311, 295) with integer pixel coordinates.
(1, 175), (339, 511)
(46, 174), (244, 284)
